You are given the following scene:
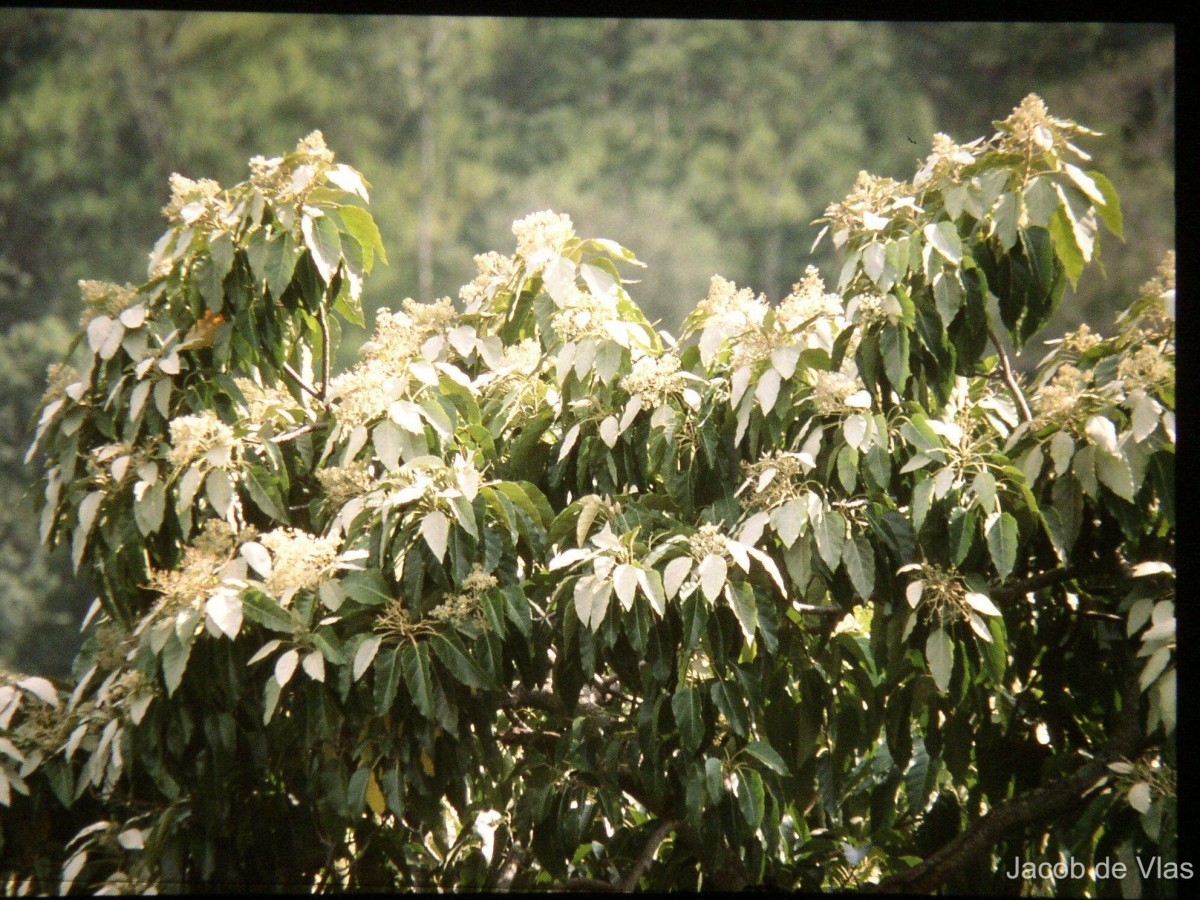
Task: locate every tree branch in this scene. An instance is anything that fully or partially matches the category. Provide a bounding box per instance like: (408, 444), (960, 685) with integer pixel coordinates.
(561, 877), (619, 892)
(274, 423), (321, 444)
(989, 565), (1083, 602)
(495, 727), (560, 754)
(793, 602), (848, 616)
(282, 361), (328, 408)
(317, 303), (332, 401)
(873, 672), (1143, 894)
(988, 326), (1033, 424)
(619, 819), (677, 891)
(503, 685), (620, 729)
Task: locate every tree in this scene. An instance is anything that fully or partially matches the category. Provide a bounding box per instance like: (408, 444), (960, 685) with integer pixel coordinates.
(0, 96), (1174, 894)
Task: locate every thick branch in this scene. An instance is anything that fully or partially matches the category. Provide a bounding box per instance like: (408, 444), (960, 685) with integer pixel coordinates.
(874, 673), (1143, 894)
(620, 819), (678, 891)
(561, 877), (618, 892)
(503, 685), (620, 729)
(989, 565), (1083, 602)
(988, 326), (1033, 424)
(793, 602), (847, 617)
(495, 727), (560, 754)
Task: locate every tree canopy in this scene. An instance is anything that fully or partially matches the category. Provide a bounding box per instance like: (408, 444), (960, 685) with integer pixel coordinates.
(0, 95), (1176, 894)
(0, 15), (1174, 680)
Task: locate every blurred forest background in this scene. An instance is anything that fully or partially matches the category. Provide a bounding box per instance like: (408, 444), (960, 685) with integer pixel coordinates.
(0, 13), (1174, 677)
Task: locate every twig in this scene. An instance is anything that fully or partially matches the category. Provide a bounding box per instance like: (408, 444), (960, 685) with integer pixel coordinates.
(271, 422), (322, 444)
(317, 303), (332, 401)
(988, 326), (1033, 424)
(619, 819), (677, 891)
(282, 361), (327, 407)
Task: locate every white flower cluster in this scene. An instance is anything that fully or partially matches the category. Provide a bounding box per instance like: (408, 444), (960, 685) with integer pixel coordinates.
(810, 370), (870, 417)
(330, 298), (457, 426)
(512, 210), (575, 273)
(823, 170), (919, 239)
(776, 266), (847, 350)
(496, 338), (543, 376)
(620, 353), (688, 409)
(161, 172), (225, 224)
(248, 130), (336, 201)
(167, 411), (240, 470)
(550, 284), (619, 341)
(1032, 364), (1105, 431)
(315, 463), (376, 508)
(741, 450), (812, 510)
(259, 527), (341, 601)
(697, 275), (769, 334)
(460, 250), (519, 312)
(913, 133), (981, 190)
(148, 519), (241, 612)
(688, 523), (729, 561)
(78, 280), (140, 325)
(993, 93), (1099, 160)
(234, 377), (297, 423)
(847, 292), (902, 329)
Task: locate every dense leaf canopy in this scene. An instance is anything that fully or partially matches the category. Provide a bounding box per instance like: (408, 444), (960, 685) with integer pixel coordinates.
(0, 97), (1175, 894)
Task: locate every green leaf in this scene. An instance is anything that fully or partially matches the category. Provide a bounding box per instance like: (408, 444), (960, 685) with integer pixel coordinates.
(1096, 451), (1136, 501)
(431, 633), (497, 691)
(949, 507), (975, 566)
(814, 510), (845, 570)
(401, 643), (434, 719)
(992, 192), (1019, 251)
(303, 213), (342, 284)
(347, 767), (371, 818)
(880, 324), (910, 393)
(243, 467), (289, 523)
(837, 444), (858, 493)
(925, 629), (954, 693)
(133, 482), (166, 536)
(1048, 207), (1084, 288)
(373, 646), (404, 715)
(985, 511), (1019, 579)
(842, 533), (875, 599)
(924, 221), (962, 265)
(337, 204), (388, 270)
(672, 685), (703, 753)
(264, 233), (301, 298)
(736, 768), (765, 830)
(161, 633), (193, 697)
(342, 569), (392, 606)
(911, 477), (934, 534)
(726, 580), (758, 645)
(241, 591), (299, 633)
(982, 615), (1008, 683)
(705, 757), (724, 802)
(310, 628), (346, 665)
(743, 740), (790, 776)
(698, 554), (728, 603)
(710, 680), (749, 738)
(1087, 170), (1123, 238)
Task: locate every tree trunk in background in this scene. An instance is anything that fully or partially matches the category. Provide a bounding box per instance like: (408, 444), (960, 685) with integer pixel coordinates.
(416, 21), (447, 301)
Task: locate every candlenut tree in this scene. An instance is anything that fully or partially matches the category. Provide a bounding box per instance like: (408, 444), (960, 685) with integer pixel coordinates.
(0, 96), (1175, 893)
